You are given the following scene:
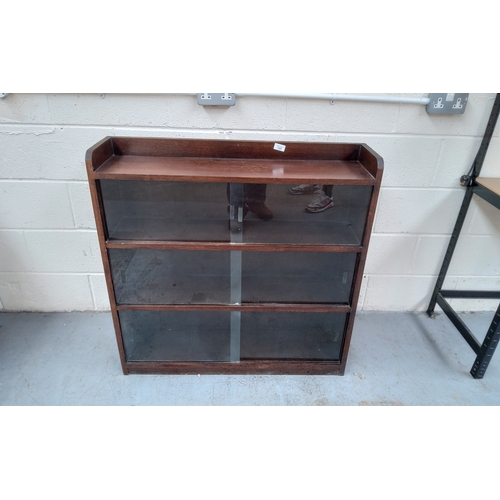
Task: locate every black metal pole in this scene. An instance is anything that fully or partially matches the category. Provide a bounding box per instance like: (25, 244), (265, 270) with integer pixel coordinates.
(470, 93), (500, 181)
(426, 188), (473, 316)
(470, 304), (500, 379)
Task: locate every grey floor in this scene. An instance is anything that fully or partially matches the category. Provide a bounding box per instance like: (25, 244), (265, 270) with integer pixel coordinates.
(0, 310), (499, 406)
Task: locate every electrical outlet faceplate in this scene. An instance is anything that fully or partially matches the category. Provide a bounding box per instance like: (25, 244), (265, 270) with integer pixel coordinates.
(426, 93), (469, 114)
(197, 93), (236, 106)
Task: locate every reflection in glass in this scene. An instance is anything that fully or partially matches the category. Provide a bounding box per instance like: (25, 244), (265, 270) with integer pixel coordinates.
(100, 180), (230, 241)
(109, 248), (231, 305)
(240, 184), (372, 245)
(227, 183), (273, 221)
(228, 183), (273, 238)
(100, 180), (372, 246)
(120, 310), (231, 362)
(241, 312), (346, 361)
(242, 251), (356, 304)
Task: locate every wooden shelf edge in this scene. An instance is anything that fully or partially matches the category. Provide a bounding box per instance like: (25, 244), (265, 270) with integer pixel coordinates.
(106, 240), (363, 253)
(476, 177), (500, 196)
(474, 178), (500, 210)
(91, 159), (377, 185)
(116, 304), (352, 313)
(125, 360), (344, 375)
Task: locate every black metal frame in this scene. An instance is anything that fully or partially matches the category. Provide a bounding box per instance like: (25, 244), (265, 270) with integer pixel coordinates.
(427, 93), (500, 379)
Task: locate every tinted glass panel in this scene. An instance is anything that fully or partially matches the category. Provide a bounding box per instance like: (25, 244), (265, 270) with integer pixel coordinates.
(241, 312), (346, 361)
(109, 248), (230, 305)
(242, 252), (356, 304)
(235, 183), (372, 245)
(100, 180), (371, 246)
(120, 310), (231, 362)
(100, 180), (230, 242)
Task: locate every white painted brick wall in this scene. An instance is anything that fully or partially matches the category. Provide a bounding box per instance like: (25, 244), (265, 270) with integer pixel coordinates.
(0, 93), (499, 312)
(0, 181), (75, 228)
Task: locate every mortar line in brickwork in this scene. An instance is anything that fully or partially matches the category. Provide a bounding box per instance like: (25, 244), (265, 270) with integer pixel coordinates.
(409, 235), (423, 274)
(380, 186), (465, 191)
(21, 230), (34, 272)
(446, 274), (500, 280)
(1, 229), (96, 233)
(430, 139), (445, 187)
(66, 183), (77, 229)
(0, 123), (491, 141)
(371, 235), (495, 240)
(0, 272), (105, 276)
(0, 179), (88, 184)
(364, 273), (499, 279)
(88, 275), (97, 311)
(282, 98), (288, 130)
(45, 94), (53, 124)
(371, 232), (498, 238)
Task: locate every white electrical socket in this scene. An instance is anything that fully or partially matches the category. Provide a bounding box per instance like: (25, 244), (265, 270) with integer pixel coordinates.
(197, 93), (236, 106)
(427, 93), (469, 114)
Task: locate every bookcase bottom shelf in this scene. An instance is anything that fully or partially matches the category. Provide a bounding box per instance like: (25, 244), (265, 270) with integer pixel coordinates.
(124, 360), (344, 376)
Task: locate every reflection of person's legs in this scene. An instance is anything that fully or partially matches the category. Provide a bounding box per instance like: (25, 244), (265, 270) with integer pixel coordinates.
(244, 184), (266, 204)
(226, 183), (273, 221)
(227, 183), (244, 208)
(227, 183), (248, 225)
(245, 184), (273, 221)
(288, 184), (321, 195)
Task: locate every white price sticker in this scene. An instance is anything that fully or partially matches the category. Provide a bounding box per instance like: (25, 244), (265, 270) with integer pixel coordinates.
(274, 143), (286, 152)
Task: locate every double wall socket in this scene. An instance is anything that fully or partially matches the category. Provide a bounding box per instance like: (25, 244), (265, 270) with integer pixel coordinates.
(426, 93), (469, 114)
(197, 93), (236, 106)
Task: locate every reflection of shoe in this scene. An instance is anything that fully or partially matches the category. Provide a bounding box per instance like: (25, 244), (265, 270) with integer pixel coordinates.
(305, 194), (334, 213)
(247, 203), (273, 221)
(289, 184), (322, 195)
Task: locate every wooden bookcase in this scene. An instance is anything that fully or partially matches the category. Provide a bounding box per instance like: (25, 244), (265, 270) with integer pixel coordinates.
(86, 137), (383, 375)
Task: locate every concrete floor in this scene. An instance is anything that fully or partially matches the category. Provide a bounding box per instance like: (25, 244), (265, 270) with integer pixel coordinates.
(0, 310), (499, 405)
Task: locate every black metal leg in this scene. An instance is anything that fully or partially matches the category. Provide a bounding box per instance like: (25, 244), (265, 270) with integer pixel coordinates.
(470, 304), (500, 379)
(426, 188), (473, 316)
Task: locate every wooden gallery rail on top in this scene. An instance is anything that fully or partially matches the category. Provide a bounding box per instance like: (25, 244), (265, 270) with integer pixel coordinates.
(86, 137), (384, 375)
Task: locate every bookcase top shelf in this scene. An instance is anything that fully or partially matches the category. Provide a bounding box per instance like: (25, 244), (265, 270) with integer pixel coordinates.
(86, 136), (383, 185)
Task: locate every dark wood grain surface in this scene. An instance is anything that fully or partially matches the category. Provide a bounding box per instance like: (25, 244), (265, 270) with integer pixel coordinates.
(94, 156), (375, 184)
